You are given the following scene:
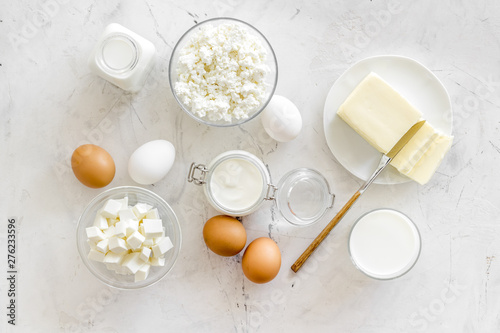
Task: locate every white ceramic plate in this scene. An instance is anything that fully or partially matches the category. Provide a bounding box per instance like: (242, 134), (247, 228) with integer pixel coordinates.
(323, 55), (453, 185)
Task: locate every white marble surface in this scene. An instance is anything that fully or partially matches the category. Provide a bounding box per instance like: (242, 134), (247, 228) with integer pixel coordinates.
(1, 0), (500, 332)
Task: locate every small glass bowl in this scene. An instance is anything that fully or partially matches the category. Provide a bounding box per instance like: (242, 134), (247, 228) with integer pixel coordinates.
(76, 186), (182, 289)
(348, 209), (421, 280)
(169, 17), (278, 127)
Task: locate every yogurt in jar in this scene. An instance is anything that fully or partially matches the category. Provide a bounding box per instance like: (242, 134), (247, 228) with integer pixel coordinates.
(210, 158), (264, 212)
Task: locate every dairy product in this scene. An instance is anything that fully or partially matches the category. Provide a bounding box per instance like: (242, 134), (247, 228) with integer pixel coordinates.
(85, 197), (174, 282)
(390, 121), (453, 184)
(174, 23), (270, 122)
(337, 72), (453, 184)
(349, 209), (420, 279)
(88, 23), (156, 93)
(337, 72), (423, 154)
(210, 158), (264, 211)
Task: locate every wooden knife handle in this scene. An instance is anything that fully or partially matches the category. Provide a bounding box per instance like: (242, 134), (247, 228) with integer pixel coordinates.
(291, 190), (361, 273)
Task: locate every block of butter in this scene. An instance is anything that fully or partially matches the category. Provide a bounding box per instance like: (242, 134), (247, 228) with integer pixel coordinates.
(391, 121), (452, 185)
(337, 72), (453, 185)
(338, 72), (423, 154)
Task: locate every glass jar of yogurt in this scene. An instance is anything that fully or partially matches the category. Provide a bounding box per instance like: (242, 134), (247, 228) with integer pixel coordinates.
(188, 150), (335, 226)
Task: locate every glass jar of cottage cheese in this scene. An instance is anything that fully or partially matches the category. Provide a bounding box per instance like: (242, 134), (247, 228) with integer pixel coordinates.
(88, 23), (156, 92)
(188, 150), (335, 226)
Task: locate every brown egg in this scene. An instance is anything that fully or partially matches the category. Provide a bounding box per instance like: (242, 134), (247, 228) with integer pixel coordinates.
(203, 215), (247, 256)
(242, 237), (281, 284)
(71, 144), (115, 188)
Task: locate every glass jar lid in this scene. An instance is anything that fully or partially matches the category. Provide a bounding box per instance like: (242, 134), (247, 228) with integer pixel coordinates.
(274, 168), (334, 226)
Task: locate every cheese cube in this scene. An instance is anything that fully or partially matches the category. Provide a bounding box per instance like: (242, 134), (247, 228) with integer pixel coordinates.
(142, 219), (164, 238)
(118, 197), (129, 210)
(109, 237), (128, 254)
(100, 199), (123, 219)
(143, 238), (154, 247)
(86, 226), (106, 242)
(126, 220), (139, 237)
(88, 249), (106, 262)
(96, 239), (109, 253)
(152, 237), (173, 258)
(94, 213), (108, 230)
(145, 208), (159, 219)
(153, 227), (166, 244)
(103, 225), (116, 238)
(87, 239), (98, 251)
(135, 263), (151, 282)
(121, 252), (145, 274)
(127, 231), (146, 250)
(114, 221), (127, 238)
(133, 203), (152, 220)
(139, 247), (151, 262)
(104, 251), (125, 265)
(337, 73), (422, 154)
(118, 209), (138, 222)
(150, 256), (165, 267)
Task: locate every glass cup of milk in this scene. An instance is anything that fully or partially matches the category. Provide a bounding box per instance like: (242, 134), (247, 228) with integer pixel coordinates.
(348, 209), (421, 280)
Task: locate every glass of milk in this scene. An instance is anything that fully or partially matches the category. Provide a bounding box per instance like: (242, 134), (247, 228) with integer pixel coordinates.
(348, 209), (421, 280)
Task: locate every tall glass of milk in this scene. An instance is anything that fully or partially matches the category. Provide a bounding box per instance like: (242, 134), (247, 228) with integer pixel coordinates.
(348, 209), (421, 280)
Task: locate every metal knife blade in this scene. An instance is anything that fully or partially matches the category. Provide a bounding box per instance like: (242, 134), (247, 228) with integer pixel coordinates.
(386, 120), (426, 159)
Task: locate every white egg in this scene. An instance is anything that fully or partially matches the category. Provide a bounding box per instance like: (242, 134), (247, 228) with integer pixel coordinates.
(261, 95), (302, 142)
(128, 140), (175, 185)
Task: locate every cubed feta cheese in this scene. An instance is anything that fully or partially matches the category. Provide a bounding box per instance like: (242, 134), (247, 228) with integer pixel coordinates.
(118, 208), (138, 222)
(127, 231), (146, 250)
(152, 237), (173, 258)
(88, 249), (106, 262)
(145, 208), (159, 219)
(103, 225), (116, 238)
(132, 203), (152, 220)
(96, 239), (109, 253)
(121, 252), (145, 274)
(86, 226), (106, 242)
(103, 251), (125, 265)
(150, 256), (165, 267)
(109, 237), (128, 254)
(139, 247), (151, 262)
(143, 238), (154, 247)
(100, 199), (123, 219)
(135, 263), (151, 282)
(114, 221), (127, 238)
(94, 213), (108, 230)
(142, 219), (164, 238)
(126, 220), (139, 237)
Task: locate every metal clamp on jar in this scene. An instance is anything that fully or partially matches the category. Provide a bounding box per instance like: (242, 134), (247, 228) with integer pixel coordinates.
(188, 150), (335, 226)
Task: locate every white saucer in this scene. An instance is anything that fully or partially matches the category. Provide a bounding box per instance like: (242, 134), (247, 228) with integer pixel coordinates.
(323, 55), (453, 185)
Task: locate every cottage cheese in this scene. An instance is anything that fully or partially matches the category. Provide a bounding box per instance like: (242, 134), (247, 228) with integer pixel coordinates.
(174, 23), (270, 122)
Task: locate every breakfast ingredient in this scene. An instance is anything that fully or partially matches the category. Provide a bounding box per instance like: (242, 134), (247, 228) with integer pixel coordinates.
(337, 72), (422, 154)
(349, 209), (420, 279)
(88, 23), (156, 92)
(175, 23), (270, 122)
(71, 144), (115, 188)
(242, 237), (281, 284)
(85, 197), (174, 282)
(203, 215), (247, 256)
(128, 140), (175, 185)
(261, 95), (302, 142)
(210, 158), (264, 212)
(390, 122), (453, 184)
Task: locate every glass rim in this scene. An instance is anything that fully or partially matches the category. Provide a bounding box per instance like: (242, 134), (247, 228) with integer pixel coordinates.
(98, 34), (140, 75)
(347, 208), (421, 281)
(168, 17), (278, 127)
